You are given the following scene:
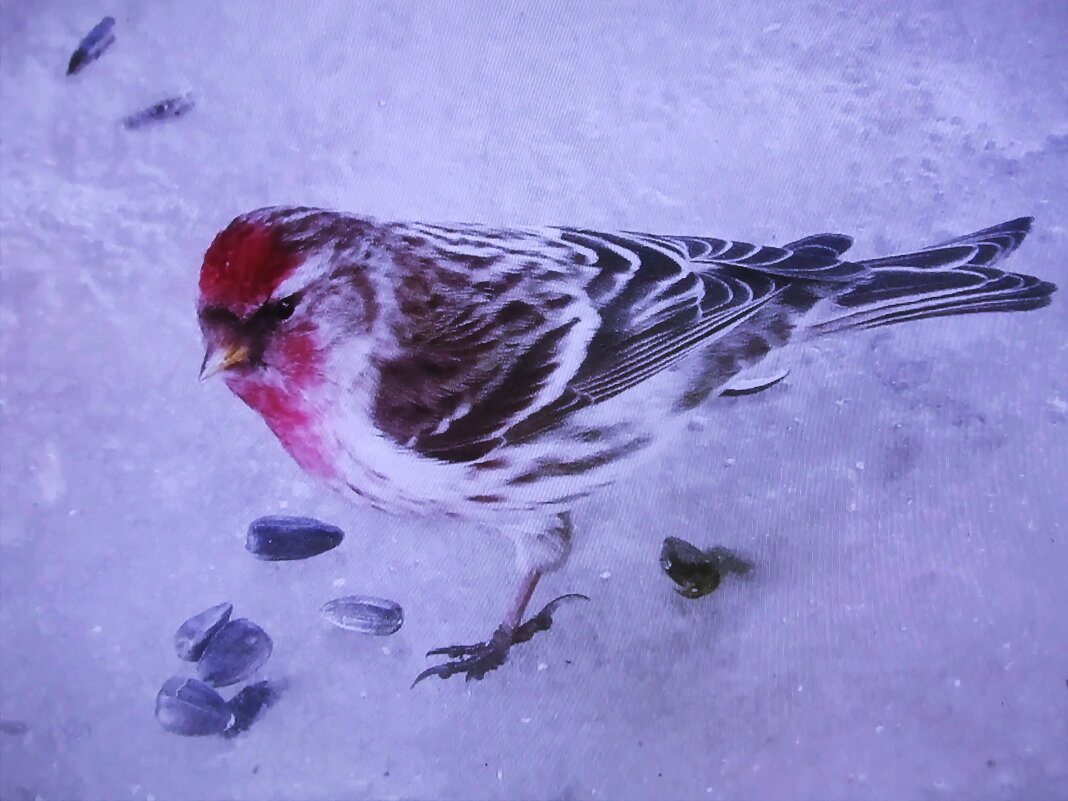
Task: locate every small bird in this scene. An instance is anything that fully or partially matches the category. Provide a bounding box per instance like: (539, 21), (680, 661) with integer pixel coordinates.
(197, 207), (1056, 683)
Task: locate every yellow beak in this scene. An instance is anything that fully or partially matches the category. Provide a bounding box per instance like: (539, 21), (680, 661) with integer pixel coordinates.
(199, 343), (250, 380)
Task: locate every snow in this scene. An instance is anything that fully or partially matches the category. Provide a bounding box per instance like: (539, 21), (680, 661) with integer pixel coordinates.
(1, 1), (1066, 799)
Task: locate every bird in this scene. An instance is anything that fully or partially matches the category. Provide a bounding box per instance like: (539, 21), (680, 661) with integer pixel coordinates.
(197, 206), (1056, 684)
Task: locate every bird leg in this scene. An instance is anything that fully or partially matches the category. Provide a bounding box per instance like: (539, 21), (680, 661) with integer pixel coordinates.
(412, 569), (588, 686)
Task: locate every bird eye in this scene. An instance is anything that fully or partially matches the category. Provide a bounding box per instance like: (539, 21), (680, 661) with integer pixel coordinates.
(271, 293), (300, 321)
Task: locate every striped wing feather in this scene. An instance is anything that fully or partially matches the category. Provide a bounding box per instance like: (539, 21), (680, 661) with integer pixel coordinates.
(551, 227), (857, 405)
(377, 218), (1054, 462)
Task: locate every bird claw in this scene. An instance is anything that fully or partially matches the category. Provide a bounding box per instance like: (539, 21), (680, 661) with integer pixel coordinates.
(424, 643), (484, 659)
(413, 626), (511, 686)
(512, 593), (589, 645)
(412, 594), (589, 687)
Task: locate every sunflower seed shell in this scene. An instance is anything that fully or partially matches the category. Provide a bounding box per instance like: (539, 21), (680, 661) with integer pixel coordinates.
(320, 595), (403, 635)
(245, 515), (344, 561)
(174, 602), (233, 662)
(222, 680), (285, 739)
(196, 618), (273, 687)
(155, 677), (232, 736)
(67, 16), (115, 75)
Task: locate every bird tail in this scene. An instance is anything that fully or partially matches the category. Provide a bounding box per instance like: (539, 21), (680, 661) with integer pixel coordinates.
(804, 218), (1057, 336)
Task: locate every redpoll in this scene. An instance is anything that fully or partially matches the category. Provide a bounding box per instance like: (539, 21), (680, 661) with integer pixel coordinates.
(197, 207), (1055, 683)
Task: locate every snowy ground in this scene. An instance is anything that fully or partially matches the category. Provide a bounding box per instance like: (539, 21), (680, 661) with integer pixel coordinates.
(1, 1), (1066, 799)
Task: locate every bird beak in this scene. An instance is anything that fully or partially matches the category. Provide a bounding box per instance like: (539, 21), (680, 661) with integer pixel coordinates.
(199, 342), (250, 380)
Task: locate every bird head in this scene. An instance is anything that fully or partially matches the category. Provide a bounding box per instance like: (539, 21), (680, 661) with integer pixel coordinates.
(197, 207), (378, 391)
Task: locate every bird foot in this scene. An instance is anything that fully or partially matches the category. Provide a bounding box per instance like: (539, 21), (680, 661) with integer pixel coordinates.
(412, 593), (588, 686)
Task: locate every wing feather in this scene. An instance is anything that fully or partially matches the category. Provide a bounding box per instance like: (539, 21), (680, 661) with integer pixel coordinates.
(549, 227), (840, 407)
(371, 217), (1053, 462)
(402, 225), (861, 453)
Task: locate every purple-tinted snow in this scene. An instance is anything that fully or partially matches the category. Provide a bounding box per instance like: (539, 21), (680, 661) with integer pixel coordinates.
(1, 1), (1066, 799)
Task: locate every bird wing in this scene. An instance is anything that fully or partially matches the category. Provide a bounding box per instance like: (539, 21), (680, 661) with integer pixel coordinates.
(550, 228), (859, 404)
(372, 222), (861, 462)
(372, 225), (599, 463)
(371, 218), (1053, 463)
(496, 227), (863, 445)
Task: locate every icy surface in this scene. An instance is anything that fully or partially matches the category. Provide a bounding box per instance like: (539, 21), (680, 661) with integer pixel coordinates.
(1, 1), (1066, 799)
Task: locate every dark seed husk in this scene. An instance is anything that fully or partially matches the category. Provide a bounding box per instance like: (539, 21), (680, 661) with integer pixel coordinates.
(174, 602), (233, 662)
(67, 16), (115, 75)
(320, 595), (403, 635)
(196, 619), (273, 688)
(660, 537), (753, 599)
(155, 677), (232, 736)
(222, 680), (285, 739)
(245, 515), (344, 561)
(122, 93), (195, 130)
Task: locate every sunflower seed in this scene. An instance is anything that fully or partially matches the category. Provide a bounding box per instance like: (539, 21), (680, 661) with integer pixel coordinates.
(320, 595), (403, 635)
(122, 93), (195, 130)
(245, 515), (344, 561)
(196, 619), (273, 687)
(155, 677), (232, 736)
(222, 680), (285, 739)
(67, 16), (115, 76)
(660, 537), (752, 599)
(174, 602), (233, 662)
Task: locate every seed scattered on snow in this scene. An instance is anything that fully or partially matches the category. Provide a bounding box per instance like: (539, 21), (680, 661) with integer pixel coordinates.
(174, 602), (233, 662)
(122, 93), (195, 130)
(155, 677), (232, 736)
(67, 16), (115, 76)
(196, 619), (273, 687)
(222, 680), (285, 739)
(245, 515), (344, 561)
(660, 536), (753, 599)
(320, 595), (403, 635)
